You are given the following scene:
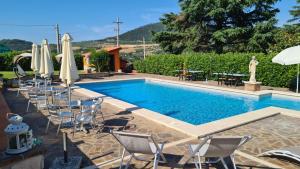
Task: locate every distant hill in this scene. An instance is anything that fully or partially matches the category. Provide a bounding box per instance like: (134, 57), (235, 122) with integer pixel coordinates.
(115, 22), (165, 42)
(74, 22), (165, 48)
(0, 23), (165, 51)
(0, 39), (32, 51)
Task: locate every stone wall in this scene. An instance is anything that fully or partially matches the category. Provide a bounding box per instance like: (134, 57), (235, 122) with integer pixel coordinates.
(79, 72), (112, 79)
(52, 72), (113, 81)
(0, 92), (10, 151)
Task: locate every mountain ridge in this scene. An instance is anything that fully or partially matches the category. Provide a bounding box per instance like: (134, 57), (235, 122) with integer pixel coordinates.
(0, 22), (165, 51)
(74, 22), (165, 48)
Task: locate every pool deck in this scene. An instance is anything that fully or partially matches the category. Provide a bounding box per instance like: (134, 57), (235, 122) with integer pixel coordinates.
(2, 73), (300, 169)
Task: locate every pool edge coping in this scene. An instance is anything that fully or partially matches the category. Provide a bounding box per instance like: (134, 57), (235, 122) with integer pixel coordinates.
(74, 77), (300, 137)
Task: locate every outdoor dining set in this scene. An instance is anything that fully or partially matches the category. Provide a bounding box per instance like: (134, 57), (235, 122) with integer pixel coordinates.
(17, 78), (105, 137)
(213, 72), (248, 86)
(176, 69), (248, 87)
(176, 69), (206, 81)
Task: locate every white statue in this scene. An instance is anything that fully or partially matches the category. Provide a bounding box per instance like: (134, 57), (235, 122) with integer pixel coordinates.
(249, 56), (259, 83)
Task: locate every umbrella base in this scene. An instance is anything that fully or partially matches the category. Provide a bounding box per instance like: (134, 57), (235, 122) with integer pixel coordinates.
(243, 81), (262, 91)
(50, 156), (82, 169)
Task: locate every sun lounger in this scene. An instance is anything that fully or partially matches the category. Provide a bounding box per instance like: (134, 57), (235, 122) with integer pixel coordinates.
(259, 146), (300, 163)
(111, 131), (167, 169)
(186, 135), (251, 169)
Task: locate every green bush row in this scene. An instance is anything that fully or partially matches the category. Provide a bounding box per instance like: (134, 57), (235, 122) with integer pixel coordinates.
(0, 51), (22, 71)
(134, 53), (297, 88)
(0, 51), (83, 71)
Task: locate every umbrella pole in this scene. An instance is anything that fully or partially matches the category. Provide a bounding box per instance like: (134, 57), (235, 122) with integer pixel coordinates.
(68, 85), (71, 111)
(297, 64), (299, 93)
(44, 78), (47, 97)
(34, 72), (37, 87)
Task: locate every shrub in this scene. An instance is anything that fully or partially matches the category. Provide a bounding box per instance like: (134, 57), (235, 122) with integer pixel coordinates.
(134, 52), (296, 88)
(51, 51), (60, 70)
(74, 52), (83, 70)
(90, 50), (110, 72)
(0, 51), (83, 72)
(134, 54), (183, 76)
(0, 51), (22, 71)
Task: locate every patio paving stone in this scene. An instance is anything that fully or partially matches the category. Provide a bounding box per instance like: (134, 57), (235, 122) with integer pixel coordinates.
(2, 73), (300, 169)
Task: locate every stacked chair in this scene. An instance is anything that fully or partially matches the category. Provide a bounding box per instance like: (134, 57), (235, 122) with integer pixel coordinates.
(73, 97), (104, 136)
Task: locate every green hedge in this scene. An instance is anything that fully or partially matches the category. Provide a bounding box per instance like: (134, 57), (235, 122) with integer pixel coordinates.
(0, 51), (22, 70)
(0, 51), (83, 71)
(134, 53), (297, 88)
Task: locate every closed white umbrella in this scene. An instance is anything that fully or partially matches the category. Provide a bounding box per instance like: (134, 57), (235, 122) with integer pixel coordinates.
(39, 39), (54, 90)
(31, 44), (37, 71)
(55, 53), (63, 63)
(41, 39), (54, 78)
(272, 45), (300, 93)
(31, 44), (40, 83)
(39, 43), (45, 77)
(60, 33), (79, 106)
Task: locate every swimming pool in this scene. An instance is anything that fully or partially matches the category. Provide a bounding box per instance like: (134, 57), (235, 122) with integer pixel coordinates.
(78, 79), (300, 125)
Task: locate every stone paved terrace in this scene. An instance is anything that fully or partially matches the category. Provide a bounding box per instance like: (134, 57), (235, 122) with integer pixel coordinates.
(3, 87), (189, 168)
(2, 73), (300, 169)
(105, 114), (300, 169)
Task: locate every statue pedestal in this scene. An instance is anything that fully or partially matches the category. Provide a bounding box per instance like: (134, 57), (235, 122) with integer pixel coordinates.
(243, 81), (262, 91)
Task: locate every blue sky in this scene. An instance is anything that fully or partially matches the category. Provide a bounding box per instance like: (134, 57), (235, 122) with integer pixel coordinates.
(0, 0), (297, 43)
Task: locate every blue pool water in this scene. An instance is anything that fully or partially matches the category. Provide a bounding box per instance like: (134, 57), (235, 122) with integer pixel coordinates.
(78, 79), (300, 125)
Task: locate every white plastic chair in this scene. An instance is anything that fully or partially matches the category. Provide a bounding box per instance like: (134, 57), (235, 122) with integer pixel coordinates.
(52, 88), (68, 104)
(26, 88), (48, 112)
(45, 103), (61, 134)
(45, 93), (76, 135)
(17, 79), (33, 97)
(73, 98), (103, 135)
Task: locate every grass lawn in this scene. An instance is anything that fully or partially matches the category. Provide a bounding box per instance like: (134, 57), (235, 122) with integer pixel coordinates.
(0, 71), (27, 79)
(0, 71), (58, 79)
(0, 70), (84, 79)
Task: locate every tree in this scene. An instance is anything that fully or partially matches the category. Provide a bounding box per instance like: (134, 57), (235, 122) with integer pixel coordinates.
(247, 18), (277, 53)
(90, 50), (110, 72)
(0, 51), (22, 71)
(269, 25), (300, 52)
(0, 44), (10, 53)
(0, 39), (32, 51)
(154, 0), (279, 54)
(289, 0), (300, 24)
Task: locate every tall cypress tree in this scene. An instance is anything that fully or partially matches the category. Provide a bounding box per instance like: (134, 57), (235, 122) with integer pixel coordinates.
(154, 0), (279, 54)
